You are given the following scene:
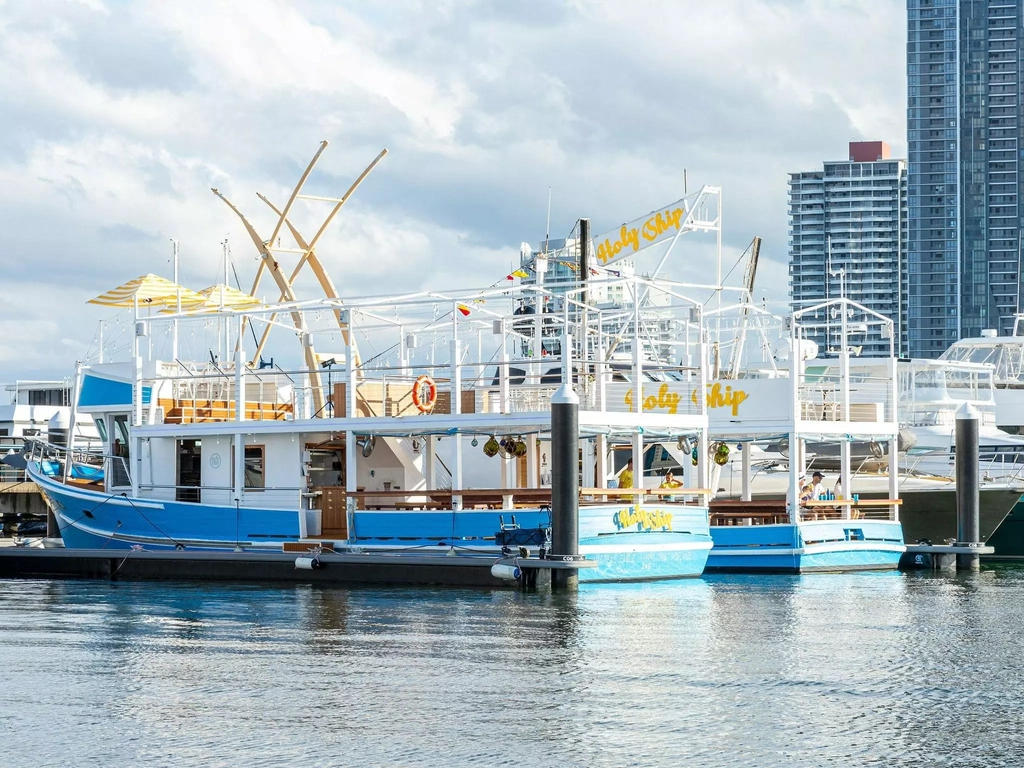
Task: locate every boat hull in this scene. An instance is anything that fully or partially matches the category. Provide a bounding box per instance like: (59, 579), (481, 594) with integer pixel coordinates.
(983, 496), (1024, 560)
(884, 488), (1017, 545)
(705, 520), (905, 574)
(30, 465), (713, 581)
(30, 465), (300, 551)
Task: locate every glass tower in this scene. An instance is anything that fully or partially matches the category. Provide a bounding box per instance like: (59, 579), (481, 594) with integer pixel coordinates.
(907, 0), (1024, 358)
(789, 142), (908, 357)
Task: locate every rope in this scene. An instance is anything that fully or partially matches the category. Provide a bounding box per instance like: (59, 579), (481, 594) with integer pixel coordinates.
(118, 493), (184, 549)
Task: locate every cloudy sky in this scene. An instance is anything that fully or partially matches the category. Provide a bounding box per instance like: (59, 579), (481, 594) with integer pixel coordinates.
(0, 0), (906, 379)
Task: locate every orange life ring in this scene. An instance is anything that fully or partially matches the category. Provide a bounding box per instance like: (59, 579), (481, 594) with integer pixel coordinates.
(412, 375), (437, 413)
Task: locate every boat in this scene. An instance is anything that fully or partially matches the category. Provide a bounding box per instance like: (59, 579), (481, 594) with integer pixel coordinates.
(692, 298), (906, 572)
(939, 322), (1024, 559)
(24, 145), (726, 583)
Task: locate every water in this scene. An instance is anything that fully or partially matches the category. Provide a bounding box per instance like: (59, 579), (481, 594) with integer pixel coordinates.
(2, 571), (1023, 768)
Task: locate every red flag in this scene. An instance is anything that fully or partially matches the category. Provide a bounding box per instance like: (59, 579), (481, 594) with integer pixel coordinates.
(457, 304), (471, 316)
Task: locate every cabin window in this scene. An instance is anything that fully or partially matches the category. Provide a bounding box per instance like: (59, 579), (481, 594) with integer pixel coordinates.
(243, 445), (264, 489)
(28, 388), (67, 406)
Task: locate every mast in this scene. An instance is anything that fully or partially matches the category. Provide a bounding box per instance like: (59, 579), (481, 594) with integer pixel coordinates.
(171, 239), (180, 361)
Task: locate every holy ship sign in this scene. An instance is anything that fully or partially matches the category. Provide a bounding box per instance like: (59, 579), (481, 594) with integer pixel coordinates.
(594, 197), (689, 267)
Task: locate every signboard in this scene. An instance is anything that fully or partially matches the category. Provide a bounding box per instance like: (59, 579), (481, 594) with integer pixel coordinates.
(605, 379), (793, 427)
(593, 198), (689, 267)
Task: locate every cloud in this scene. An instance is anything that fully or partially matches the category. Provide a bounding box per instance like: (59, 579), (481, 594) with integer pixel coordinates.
(0, 0), (905, 378)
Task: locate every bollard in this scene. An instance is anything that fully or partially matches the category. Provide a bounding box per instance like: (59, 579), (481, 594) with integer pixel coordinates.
(550, 378), (580, 590)
(955, 403), (981, 571)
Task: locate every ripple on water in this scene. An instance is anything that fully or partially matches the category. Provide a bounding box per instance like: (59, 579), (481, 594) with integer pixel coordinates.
(2, 572), (1024, 767)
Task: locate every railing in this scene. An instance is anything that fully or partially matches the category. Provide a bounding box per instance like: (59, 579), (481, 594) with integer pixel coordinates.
(331, 487), (711, 510)
(796, 371), (894, 424)
(23, 437), (121, 487)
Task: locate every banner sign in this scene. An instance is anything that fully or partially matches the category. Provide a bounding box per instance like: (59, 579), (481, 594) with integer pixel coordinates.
(605, 379), (793, 426)
(594, 198), (688, 267)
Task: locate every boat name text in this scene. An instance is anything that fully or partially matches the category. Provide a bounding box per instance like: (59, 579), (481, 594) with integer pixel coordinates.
(613, 508), (674, 532)
(595, 205), (686, 265)
(624, 383), (683, 414)
(691, 383), (748, 416)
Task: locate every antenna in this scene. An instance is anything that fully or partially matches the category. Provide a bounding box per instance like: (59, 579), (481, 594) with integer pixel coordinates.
(544, 187), (552, 256)
(683, 169), (688, 195)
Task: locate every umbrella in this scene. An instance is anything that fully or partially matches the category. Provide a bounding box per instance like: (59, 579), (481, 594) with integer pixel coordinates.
(88, 274), (205, 309)
(194, 284), (263, 310)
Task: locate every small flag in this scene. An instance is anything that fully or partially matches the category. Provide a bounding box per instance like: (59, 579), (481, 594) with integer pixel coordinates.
(589, 267), (600, 276)
(457, 304), (471, 316)
(511, 268), (529, 279)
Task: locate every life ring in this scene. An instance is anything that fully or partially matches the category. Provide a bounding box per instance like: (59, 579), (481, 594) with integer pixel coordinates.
(412, 375), (437, 412)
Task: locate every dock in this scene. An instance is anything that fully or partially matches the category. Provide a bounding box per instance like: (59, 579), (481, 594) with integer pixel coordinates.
(900, 543), (995, 572)
(0, 546), (594, 589)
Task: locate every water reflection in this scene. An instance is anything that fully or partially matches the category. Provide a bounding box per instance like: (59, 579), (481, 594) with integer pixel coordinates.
(3, 571), (1024, 767)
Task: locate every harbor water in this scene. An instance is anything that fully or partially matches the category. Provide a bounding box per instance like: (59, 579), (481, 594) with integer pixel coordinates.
(3, 571), (1024, 767)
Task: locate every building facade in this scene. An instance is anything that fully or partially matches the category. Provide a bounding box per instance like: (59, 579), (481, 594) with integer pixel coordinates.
(907, 0), (1023, 358)
(789, 141), (909, 357)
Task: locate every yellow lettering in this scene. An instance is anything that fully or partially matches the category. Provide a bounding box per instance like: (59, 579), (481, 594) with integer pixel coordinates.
(687, 382), (751, 416)
(613, 508), (674, 532)
(597, 227), (641, 263)
(730, 389), (748, 416)
(624, 225), (640, 252)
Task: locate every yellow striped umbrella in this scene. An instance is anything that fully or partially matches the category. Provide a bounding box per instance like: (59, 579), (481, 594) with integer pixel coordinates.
(88, 274), (205, 308)
(194, 284), (263, 310)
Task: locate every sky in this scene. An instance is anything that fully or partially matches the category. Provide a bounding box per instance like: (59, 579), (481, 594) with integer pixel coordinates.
(0, 0), (907, 379)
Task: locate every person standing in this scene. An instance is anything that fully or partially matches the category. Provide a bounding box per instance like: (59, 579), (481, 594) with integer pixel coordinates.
(619, 458), (635, 490)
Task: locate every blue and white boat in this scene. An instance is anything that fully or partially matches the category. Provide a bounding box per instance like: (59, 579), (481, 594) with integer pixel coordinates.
(25, 158), (719, 583)
(696, 298), (905, 573)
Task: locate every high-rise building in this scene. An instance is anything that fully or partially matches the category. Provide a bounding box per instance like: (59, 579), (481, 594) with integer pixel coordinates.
(789, 141), (909, 357)
(907, 0), (1023, 358)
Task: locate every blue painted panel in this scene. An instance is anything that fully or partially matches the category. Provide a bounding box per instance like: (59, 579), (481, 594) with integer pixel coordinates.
(706, 550), (800, 572)
(798, 520), (905, 545)
(711, 525), (799, 548)
(580, 545), (711, 582)
(78, 374), (151, 407)
(352, 509), (551, 543)
(32, 466), (298, 551)
(799, 547), (903, 571)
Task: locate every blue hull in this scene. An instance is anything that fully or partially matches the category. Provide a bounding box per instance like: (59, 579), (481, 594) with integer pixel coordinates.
(578, 538), (712, 582)
(31, 465), (713, 581)
(706, 520), (905, 573)
(30, 466), (300, 551)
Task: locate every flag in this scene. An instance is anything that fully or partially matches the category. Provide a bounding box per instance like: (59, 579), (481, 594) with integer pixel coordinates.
(512, 268), (529, 279)
(457, 304), (471, 316)
(589, 268), (600, 276)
